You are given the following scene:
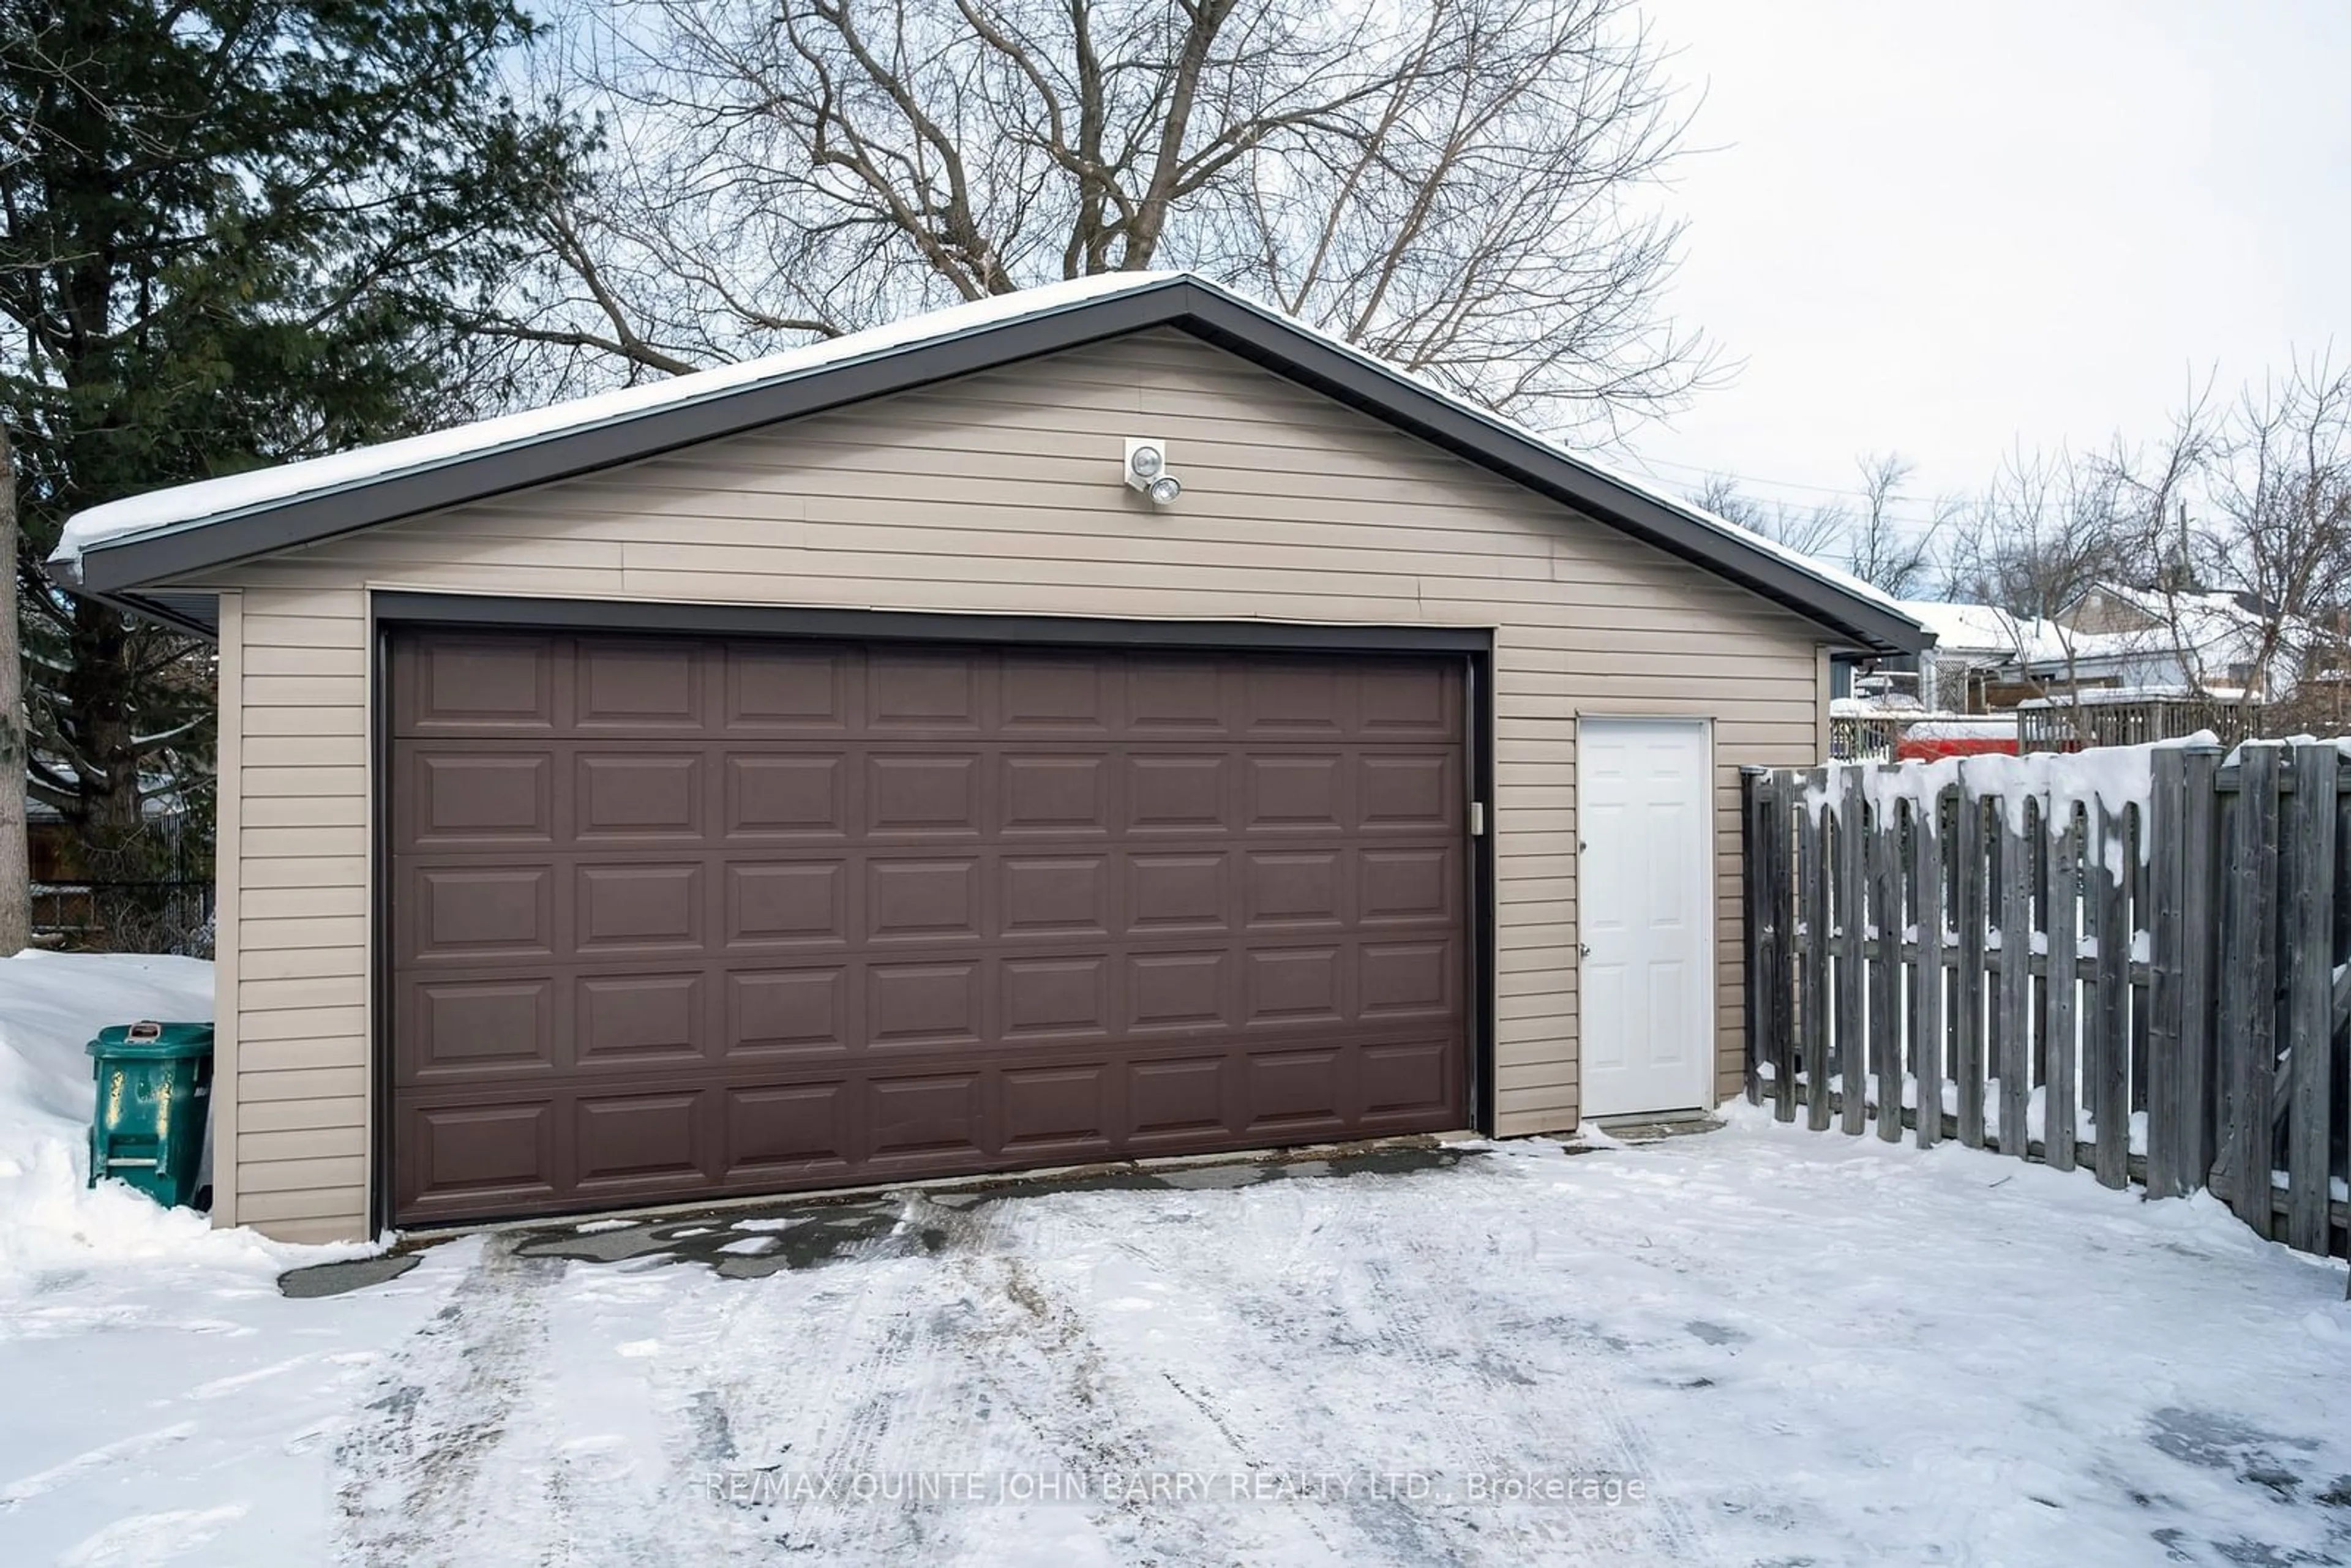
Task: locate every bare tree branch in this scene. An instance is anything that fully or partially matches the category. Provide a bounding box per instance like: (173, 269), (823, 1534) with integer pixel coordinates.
(1690, 472), (1848, 562)
(1693, 454), (1942, 596)
(1844, 454), (1945, 601)
(487, 0), (1715, 432)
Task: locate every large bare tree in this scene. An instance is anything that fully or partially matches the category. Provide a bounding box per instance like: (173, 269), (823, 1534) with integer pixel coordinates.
(2194, 358), (2351, 711)
(2072, 361), (2350, 721)
(1948, 448), (2131, 744)
(1945, 362), (2351, 740)
(1845, 454), (1948, 601)
(493, 0), (1712, 430)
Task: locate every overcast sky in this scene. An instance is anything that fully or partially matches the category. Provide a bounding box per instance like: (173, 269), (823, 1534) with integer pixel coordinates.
(1614, 0), (2351, 535)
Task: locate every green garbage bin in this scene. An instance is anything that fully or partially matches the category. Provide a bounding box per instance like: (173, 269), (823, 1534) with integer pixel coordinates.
(86, 1020), (215, 1209)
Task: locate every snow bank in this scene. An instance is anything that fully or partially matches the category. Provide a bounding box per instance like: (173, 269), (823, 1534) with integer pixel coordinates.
(0, 951), (372, 1282)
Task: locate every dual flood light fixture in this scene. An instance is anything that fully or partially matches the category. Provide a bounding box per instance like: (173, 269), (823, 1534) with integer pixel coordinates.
(1123, 438), (1183, 505)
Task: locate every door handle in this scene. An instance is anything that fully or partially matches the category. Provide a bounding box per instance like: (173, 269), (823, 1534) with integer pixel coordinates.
(1579, 943), (1591, 958)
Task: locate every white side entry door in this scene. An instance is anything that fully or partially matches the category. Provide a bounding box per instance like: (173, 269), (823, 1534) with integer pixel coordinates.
(1576, 717), (1714, 1118)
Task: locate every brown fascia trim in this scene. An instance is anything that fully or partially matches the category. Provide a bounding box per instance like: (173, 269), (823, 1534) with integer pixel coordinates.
(72, 278), (1930, 655)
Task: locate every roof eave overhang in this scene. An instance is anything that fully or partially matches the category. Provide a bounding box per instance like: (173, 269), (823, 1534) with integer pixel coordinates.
(71, 277), (1929, 656)
(70, 584), (222, 642)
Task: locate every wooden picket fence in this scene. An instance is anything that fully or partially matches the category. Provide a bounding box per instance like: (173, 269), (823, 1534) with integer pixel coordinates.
(1742, 741), (2350, 1267)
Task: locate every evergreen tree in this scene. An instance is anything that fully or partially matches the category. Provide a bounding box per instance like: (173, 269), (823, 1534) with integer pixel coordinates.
(0, 0), (580, 945)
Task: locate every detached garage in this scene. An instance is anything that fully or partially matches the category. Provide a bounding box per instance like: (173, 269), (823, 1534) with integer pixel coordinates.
(56, 272), (1927, 1242)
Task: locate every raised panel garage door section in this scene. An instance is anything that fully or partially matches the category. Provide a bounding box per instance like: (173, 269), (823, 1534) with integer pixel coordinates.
(387, 630), (1470, 1225)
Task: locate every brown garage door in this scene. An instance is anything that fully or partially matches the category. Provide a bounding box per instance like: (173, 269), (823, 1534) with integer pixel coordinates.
(388, 630), (1469, 1225)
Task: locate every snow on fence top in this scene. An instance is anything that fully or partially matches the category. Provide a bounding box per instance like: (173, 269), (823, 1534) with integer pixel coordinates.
(1800, 732), (2351, 878)
(1798, 734), (2226, 872)
(2015, 685), (2254, 707)
(1899, 718), (2015, 741)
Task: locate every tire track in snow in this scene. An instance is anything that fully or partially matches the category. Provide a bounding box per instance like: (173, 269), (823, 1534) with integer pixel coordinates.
(475, 1260), (683, 1568)
(1042, 1161), (1717, 1564)
(1360, 1165), (1718, 1562)
(656, 1199), (978, 1562)
(684, 1192), (1267, 1564)
(932, 1195), (1245, 1566)
(728, 1194), (1218, 1563)
(759, 1212), (958, 1560)
(607, 1267), (771, 1566)
(1057, 1179), (1504, 1563)
(999, 1179), (1392, 1564)
(329, 1239), (563, 1567)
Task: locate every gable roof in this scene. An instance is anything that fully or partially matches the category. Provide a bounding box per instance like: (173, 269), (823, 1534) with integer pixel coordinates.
(55, 272), (1929, 654)
(1897, 599), (2071, 664)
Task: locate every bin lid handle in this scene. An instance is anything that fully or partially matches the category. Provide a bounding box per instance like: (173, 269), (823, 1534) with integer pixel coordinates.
(126, 1021), (163, 1041)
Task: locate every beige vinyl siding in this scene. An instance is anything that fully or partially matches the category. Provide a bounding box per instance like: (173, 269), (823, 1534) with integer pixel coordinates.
(190, 328), (1827, 1239)
(211, 591), (241, 1228)
(216, 588), (372, 1243)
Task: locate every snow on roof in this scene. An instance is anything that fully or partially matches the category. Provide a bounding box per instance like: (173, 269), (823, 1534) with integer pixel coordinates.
(1894, 595), (2216, 674)
(2084, 581), (2267, 625)
(49, 271), (1916, 631)
(1895, 600), (2069, 662)
(1899, 600), (2019, 653)
(2019, 627), (2247, 679)
(55, 270), (1174, 564)
(2057, 582), (2300, 670)
(2024, 628), (2173, 670)
(2015, 685), (2253, 708)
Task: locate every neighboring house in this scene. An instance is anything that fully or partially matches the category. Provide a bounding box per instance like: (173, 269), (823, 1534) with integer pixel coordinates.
(1863, 587), (2320, 717)
(1886, 601), (2071, 713)
(2033, 582), (2304, 699)
(53, 272), (1926, 1242)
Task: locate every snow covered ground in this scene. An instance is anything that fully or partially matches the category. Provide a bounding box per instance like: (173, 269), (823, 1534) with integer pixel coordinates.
(1, 950), (255, 1280)
(3, 955), (2349, 1566)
